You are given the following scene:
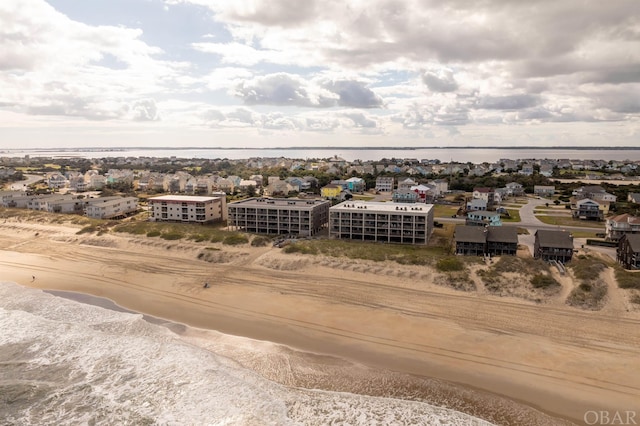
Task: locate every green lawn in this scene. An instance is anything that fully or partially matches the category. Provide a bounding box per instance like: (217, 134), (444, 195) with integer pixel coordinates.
(432, 204), (460, 218)
(534, 214), (605, 228)
(501, 209), (521, 222)
(351, 194), (375, 201)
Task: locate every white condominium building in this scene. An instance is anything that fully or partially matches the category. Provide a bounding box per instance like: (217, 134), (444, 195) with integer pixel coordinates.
(330, 201), (434, 244)
(148, 195), (227, 224)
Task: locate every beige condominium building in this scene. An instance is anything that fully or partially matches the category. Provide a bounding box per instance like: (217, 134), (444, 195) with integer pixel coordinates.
(148, 194), (227, 224)
(227, 197), (330, 236)
(85, 196), (139, 219)
(330, 201), (434, 244)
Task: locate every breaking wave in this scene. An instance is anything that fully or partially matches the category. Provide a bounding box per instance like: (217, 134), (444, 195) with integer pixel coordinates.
(0, 281), (492, 425)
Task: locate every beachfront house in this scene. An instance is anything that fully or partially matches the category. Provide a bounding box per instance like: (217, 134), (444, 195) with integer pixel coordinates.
(148, 194), (227, 224)
(617, 234), (640, 270)
(606, 214), (640, 241)
(330, 201), (433, 245)
(454, 225), (518, 256)
(227, 197), (330, 236)
(534, 230), (574, 263)
(486, 226), (519, 256)
(454, 226), (486, 256)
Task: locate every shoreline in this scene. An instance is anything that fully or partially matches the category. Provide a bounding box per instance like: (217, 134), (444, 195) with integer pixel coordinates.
(1, 218), (639, 425)
(36, 285), (572, 426)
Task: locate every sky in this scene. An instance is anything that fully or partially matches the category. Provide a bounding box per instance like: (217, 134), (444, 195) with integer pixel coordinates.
(1, 0), (639, 149)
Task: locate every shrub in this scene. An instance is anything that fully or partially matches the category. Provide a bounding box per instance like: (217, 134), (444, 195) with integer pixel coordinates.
(251, 236), (271, 247)
(223, 234), (249, 245)
(615, 268), (640, 289)
(77, 226), (96, 235)
(531, 274), (560, 289)
(630, 293), (640, 305)
(436, 256), (464, 272)
(210, 234), (224, 243)
(161, 232), (183, 240)
(146, 230), (161, 237)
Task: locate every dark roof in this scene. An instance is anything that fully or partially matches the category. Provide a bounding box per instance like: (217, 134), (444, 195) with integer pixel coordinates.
(622, 234), (640, 252)
(454, 225), (487, 244)
(535, 230), (574, 249)
(486, 226), (518, 244)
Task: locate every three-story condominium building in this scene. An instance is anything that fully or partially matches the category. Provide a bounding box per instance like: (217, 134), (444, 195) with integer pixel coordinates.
(227, 197), (330, 236)
(330, 201), (434, 244)
(85, 196), (139, 219)
(148, 194), (227, 224)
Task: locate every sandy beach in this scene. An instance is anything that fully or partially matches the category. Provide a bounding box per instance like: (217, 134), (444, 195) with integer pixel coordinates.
(1, 217), (639, 425)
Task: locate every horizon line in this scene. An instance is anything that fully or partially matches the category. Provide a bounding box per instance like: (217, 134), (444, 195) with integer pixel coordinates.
(3, 146), (640, 152)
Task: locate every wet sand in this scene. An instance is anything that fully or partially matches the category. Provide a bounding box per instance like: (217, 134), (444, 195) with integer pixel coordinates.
(1, 218), (639, 425)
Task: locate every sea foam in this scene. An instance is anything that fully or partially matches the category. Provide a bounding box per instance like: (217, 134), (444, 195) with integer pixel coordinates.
(0, 282), (493, 425)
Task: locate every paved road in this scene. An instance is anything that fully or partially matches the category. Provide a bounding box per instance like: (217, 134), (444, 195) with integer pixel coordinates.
(8, 173), (43, 190)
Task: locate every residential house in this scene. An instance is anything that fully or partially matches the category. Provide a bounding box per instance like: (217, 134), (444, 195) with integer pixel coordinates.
(215, 178), (234, 194)
(321, 184), (343, 199)
(239, 179), (258, 191)
(249, 174), (264, 187)
(606, 214), (640, 241)
(428, 179), (448, 197)
(628, 193), (640, 204)
(47, 173), (68, 189)
(571, 198), (606, 221)
(539, 164), (554, 177)
(392, 188), (418, 203)
(519, 164), (534, 176)
(574, 185), (617, 203)
(285, 177), (305, 192)
(397, 177), (417, 191)
(454, 226), (486, 256)
(264, 180), (294, 197)
(617, 234), (640, 270)
(505, 182), (525, 197)
(89, 174), (107, 190)
(486, 226), (519, 256)
(375, 176), (394, 192)
(465, 210), (502, 227)
(534, 230), (574, 263)
(534, 185), (555, 197)
(472, 187), (495, 210)
(466, 198), (488, 211)
(454, 225), (518, 256)
(411, 184), (435, 203)
(196, 178), (213, 195)
(345, 177), (366, 193)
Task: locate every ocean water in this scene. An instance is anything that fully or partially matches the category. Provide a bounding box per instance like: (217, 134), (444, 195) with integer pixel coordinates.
(0, 281), (494, 426)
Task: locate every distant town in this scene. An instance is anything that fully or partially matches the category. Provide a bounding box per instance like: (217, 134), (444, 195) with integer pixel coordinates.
(1, 154), (640, 270)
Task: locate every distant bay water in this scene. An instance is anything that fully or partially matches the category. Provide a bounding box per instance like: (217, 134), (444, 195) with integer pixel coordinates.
(3, 147), (640, 163)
